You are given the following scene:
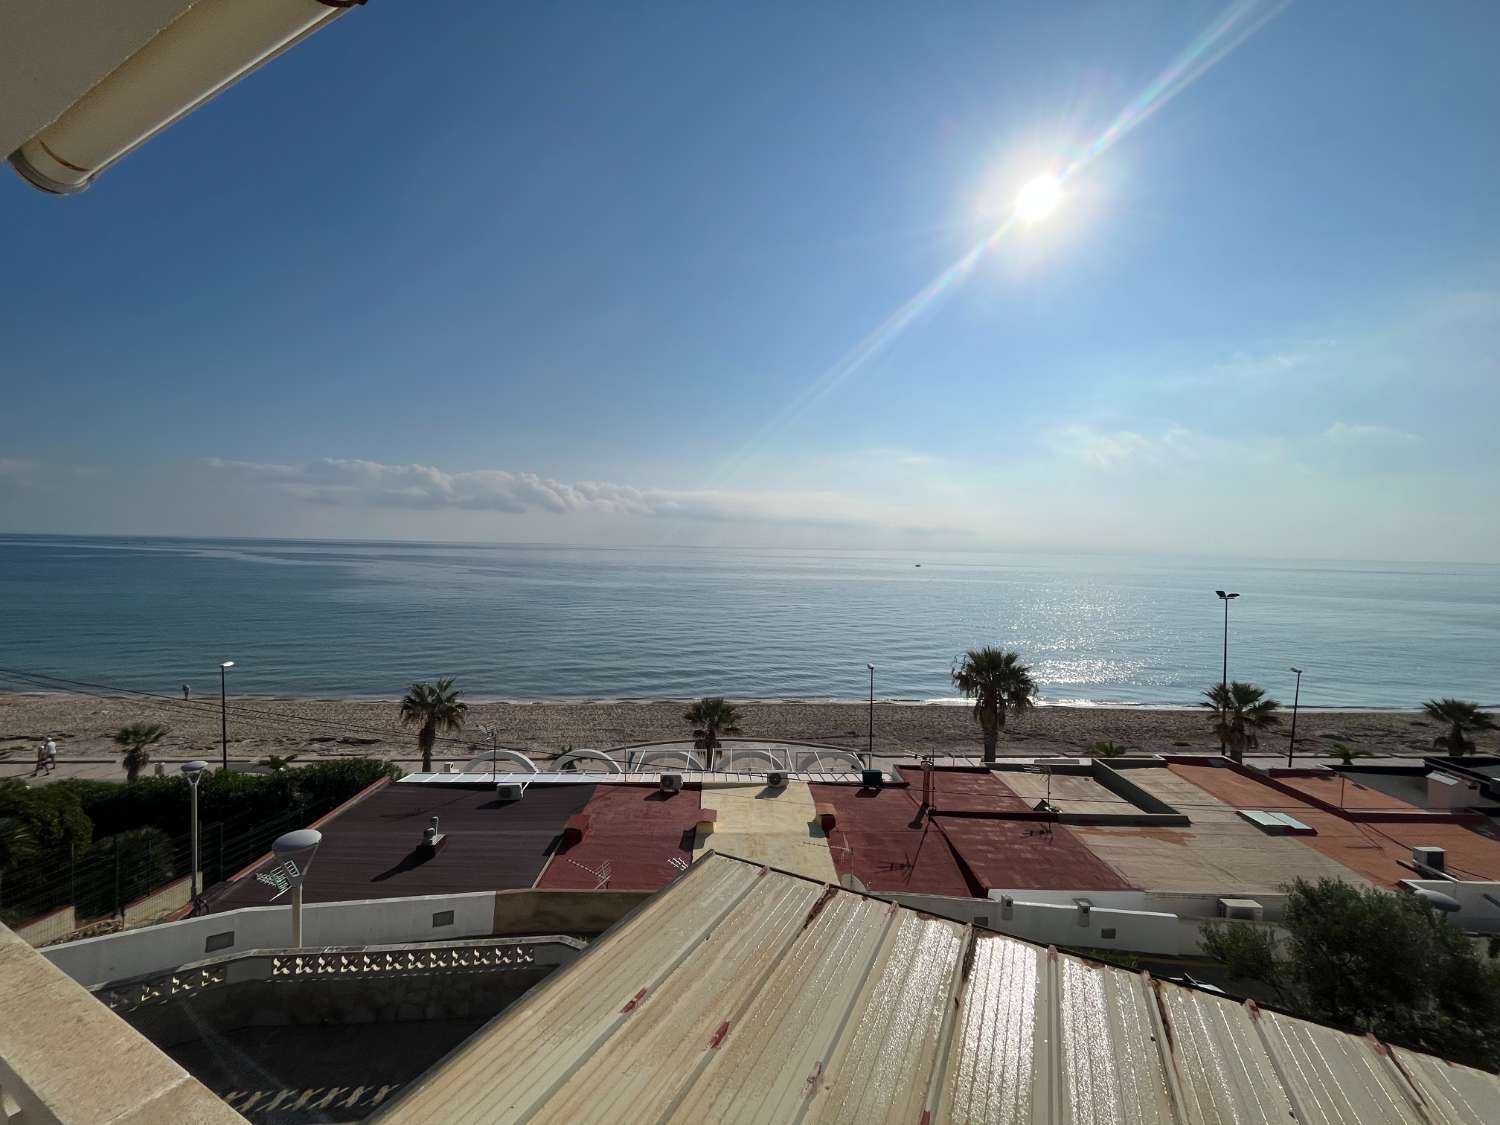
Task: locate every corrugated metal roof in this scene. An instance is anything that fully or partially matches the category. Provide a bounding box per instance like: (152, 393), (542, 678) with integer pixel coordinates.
(373, 853), (1500, 1125)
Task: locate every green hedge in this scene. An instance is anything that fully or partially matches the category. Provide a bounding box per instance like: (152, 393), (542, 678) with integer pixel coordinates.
(1, 759), (401, 925)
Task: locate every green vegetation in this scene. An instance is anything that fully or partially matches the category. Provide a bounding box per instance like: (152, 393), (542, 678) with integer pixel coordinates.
(257, 753), (300, 772)
(0, 758), (399, 927)
(1329, 743), (1372, 766)
(685, 698), (742, 765)
(1422, 698), (1497, 758)
(1088, 740), (1128, 758)
(1200, 681), (1280, 763)
(1201, 878), (1500, 1070)
(951, 647), (1036, 764)
(113, 721), (168, 783)
(399, 678), (468, 773)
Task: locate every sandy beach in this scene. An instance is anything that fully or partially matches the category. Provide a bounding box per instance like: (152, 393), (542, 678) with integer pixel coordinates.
(0, 691), (1467, 776)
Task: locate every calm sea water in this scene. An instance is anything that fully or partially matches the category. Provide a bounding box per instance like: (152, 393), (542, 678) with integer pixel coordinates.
(0, 535), (1495, 708)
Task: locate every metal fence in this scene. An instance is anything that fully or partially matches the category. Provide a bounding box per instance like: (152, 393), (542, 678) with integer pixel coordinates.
(1, 801), (311, 931)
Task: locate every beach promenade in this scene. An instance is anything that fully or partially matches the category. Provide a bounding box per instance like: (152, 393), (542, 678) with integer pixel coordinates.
(0, 692), (1472, 784)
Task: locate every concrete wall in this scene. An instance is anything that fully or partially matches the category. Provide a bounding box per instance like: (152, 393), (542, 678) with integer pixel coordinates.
(985, 886), (1290, 923)
(491, 888), (648, 936)
(45, 890), (502, 986)
(12, 905), (75, 947)
(122, 873), (192, 927)
(1402, 879), (1500, 932)
(1091, 762), (1182, 816)
(891, 891), (1186, 955)
(44, 888), (647, 987)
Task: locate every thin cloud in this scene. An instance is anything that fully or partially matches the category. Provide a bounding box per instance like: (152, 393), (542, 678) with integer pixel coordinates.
(1321, 421), (1422, 448)
(200, 456), (959, 533)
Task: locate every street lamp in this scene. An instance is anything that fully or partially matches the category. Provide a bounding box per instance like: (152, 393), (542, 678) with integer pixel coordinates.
(181, 760), (208, 911)
(218, 660), (235, 771)
(1213, 591), (1239, 759)
(271, 828), (322, 948)
(866, 664), (876, 769)
(1287, 667), (1304, 767)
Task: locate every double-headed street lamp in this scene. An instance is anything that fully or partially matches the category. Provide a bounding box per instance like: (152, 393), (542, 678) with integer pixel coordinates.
(1287, 667), (1304, 767)
(1213, 591), (1240, 758)
(218, 660), (235, 771)
(1213, 591), (1239, 692)
(180, 760), (208, 911)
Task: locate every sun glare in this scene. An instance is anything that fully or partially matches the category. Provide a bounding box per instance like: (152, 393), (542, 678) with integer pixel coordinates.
(1015, 174), (1062, 224)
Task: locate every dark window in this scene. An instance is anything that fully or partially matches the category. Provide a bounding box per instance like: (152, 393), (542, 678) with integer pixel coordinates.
(204, 931), (234, 953)
(432, 910), (455, 928)
(1100, 927), (1117, 940)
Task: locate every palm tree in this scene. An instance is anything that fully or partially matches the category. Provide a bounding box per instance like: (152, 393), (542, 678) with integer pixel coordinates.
(113, 722), (167, 783)
(399, 678), (468, 772)
(1329, 744), (1373, 767)
(684, 698), (742, 768)
(1200, 682), (1280, 763)
(1089, 740), (1128, 758)
(258, 753), (299, 772)
(1422, 698), (1497, 758)
(951, 648), (1037, 764)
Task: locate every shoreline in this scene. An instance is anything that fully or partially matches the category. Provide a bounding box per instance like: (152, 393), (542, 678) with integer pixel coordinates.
(0, 691), (1469, 774)
(0, 688), (1433, 713)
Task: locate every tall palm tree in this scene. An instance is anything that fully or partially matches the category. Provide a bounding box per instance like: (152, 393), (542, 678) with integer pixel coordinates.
(399, 678), (468, 773)
(1422, 698), (1496, 758)
(951, 648), (1037, 764)
(684, 698), (742, 768)
(113, 722), (167, 783)
(1201, 682), (1280, 763)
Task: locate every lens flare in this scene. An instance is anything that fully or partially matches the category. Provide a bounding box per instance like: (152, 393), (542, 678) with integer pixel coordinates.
(708, 0), (1289, 486)
(1015, 175), (1063, 223)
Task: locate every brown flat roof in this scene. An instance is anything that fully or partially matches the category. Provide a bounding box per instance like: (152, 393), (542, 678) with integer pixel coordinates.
(214, 783), (596, 909)
(809, 783), (978, 897)
(537, 785), (700, 891)
(1168, 763), (1500, 889)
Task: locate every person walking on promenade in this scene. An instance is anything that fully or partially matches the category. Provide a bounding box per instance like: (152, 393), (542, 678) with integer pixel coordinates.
(44, 736), (57, 773)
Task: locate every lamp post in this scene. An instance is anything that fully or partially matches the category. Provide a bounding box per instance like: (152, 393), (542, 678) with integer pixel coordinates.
(1287, 667), (1303, 767)
(866, 664), (875, 769)
(180, 760), (208, 910)
(1213, 591), (1239, 759)
(271, 828), (322, 948)
(218, 660), (234, 771)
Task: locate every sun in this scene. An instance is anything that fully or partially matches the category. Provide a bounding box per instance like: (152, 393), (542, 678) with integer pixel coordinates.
(1014, 174), (1062, 224)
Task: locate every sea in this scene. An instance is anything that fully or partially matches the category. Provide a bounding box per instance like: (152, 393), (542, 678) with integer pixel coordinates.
(0, 535), (1495, 709)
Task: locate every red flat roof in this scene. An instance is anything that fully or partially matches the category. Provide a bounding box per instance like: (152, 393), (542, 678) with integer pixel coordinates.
(934, 814), (1136, 893)
(1167, 763), (1500, 889)
(808, 784), (978, 898)
(538, 785), (701, 891)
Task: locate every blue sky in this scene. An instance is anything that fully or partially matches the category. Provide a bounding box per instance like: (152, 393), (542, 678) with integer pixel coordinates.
(2, 1), (1497, 560)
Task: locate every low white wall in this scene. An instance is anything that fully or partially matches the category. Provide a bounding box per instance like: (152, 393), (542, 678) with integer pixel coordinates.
(892, 892), (1186, 956)
(986, 886), (1289, 923)
(1402, 879), (1500, 932)
(43, 891), (498, 987)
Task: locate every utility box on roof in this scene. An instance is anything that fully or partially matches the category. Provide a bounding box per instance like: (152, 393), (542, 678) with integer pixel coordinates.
(1217, 898), (1264, 922)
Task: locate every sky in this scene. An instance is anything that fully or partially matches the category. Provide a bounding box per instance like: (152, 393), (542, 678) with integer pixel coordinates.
(1, 1), (1498, 561)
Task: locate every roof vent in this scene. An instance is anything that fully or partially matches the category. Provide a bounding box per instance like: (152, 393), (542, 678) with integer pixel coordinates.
(496, 782), (524, 801)
(1217, 898), (1264, 921)
(1412, 846), (1446, 873)
(660, 772), (683, 793)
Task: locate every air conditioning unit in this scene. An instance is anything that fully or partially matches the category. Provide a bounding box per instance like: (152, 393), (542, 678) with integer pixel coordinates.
(1412, 846), (1446, 873)
(1217, 898), (1264, 922)
(660, 773), (683, 793)
(766, 770), (788, 788)
(496, 783), (524, 801)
